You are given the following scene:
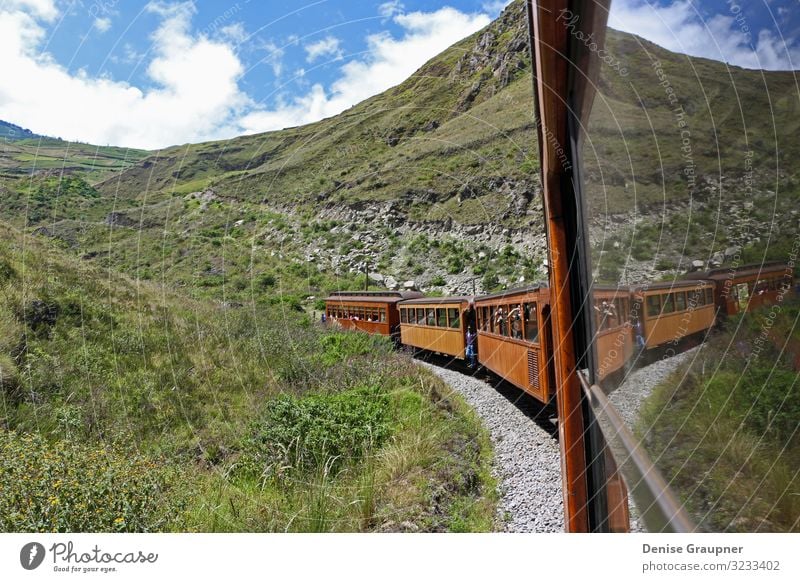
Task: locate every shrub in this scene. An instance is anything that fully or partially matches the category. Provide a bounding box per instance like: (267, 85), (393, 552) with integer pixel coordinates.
(239, 385), (392, 478)
(0, 431), (189, 532)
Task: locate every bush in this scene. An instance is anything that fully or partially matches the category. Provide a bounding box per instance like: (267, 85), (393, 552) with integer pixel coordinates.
(0, 431), (189, 532)
(239, 385), (392, 478)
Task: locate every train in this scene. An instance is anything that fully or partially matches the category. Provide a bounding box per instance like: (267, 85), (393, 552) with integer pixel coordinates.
(324, 262), (794, 403)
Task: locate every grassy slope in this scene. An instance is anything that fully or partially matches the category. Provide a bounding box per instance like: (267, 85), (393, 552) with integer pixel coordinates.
(0, 223), (496, 532)
(639, 302), (800, 532)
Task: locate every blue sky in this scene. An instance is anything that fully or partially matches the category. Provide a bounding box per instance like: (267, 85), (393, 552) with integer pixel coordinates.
(1, 0), (798, 149)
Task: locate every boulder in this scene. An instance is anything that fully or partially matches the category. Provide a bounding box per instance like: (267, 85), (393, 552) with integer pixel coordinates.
(403, 280), (417, 290)
(385, 276), (398, 290)
(691, 260), (705, 270)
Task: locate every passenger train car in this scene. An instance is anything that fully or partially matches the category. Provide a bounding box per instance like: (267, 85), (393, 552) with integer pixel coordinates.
(324, 263), (790, 404)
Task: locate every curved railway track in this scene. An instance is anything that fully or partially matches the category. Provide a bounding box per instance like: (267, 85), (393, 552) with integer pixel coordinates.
(417, 357), (563, 532)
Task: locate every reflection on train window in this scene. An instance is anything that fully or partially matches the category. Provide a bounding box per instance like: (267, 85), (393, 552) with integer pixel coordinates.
(524, 302), (539, 342)
(426, 309), (436, 326)
(436, 308), (447, 328)
(675, 292), (687, 311)
(647, 295), (661, 317)
(662, 294), (674, 314)
(510, 304), (523, 339)
(595, 299), (618, 331)
(416, 308), (425, 324)
(448, 308), (460, 329)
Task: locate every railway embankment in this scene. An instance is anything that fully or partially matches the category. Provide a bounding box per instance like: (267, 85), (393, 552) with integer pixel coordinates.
(420, 362), (564, 532)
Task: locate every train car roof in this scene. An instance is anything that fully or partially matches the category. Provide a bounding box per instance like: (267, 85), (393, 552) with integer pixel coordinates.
(685, 261), (790, 281)
(475, 282), (548, 301)
(631, 279), (714, 292)
(325, 290), (423, 304)
(398, 296), (473, 306)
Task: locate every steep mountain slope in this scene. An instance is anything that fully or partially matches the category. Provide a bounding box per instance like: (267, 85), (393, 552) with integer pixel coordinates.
(1, 0), (797, 297)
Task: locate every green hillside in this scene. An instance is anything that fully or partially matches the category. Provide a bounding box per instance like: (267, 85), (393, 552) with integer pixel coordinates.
(0, 222), (495, 531)
(2, 1), (796, 298)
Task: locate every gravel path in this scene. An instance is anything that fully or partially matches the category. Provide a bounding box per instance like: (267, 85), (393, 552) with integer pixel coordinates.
(419, 362), (564, 532)
(610, 346), (701, 429)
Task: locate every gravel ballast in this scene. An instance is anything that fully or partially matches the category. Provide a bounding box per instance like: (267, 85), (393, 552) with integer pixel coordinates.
(419, 362), (564, 532)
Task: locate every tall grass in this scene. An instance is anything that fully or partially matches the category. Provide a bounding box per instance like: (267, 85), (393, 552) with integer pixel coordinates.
(0, 227), (497, 532)
(639, 301), (800, 532)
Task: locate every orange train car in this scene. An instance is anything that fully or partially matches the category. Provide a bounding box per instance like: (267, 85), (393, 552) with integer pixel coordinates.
(686, 262), (794, 316)
(473, 285), (555, 403)
(592, 285), (635, 382)
(324, 290), (422, 340)
(631, 280), (716, 349)
(397, 297), (473, 359)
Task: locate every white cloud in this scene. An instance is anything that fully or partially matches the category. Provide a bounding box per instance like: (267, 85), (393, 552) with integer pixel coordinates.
(0, 0), (250, 148)
(219, 22), (247, 44)
(255, 39), (284, 77)
(238, 7), (490, 134)
(378, 1), (403, 19)
(610, 0), (800, 71)
(304, 36), (343, 63)
(0, 2), (490, 148)
(93, 16), (111, 33)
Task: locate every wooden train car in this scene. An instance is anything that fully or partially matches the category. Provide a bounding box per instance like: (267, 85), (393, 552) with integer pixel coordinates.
(473, 285), (554, 402)
(592, 286), (635, 381)
(686, 262), (793, 315)
(324, 290), (422, 339)
(398, 297), (473, 358)
(631, 280), (716, 349)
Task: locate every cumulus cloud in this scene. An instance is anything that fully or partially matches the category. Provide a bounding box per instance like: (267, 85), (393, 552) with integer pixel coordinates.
(238, 6), (491, 134)
(0, 0), (251, 148)
(0, 2), (486, 148)
(610, 0), (800, 70)
(304, 36), (343, 63)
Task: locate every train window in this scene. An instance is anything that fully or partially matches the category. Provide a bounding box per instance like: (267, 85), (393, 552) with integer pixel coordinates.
(416, 308), (425, 324)
(705, 288), (714, 305)
(480, 307), (489, 332)
(400, 308), (407, 324)
(408, 308), (416, 324)
(662, 294), (675, 314)
(496, 306), (508, 336)
(448, 308), (460, 329)
(675, 292), (687, 311)
(426, 309), (436, 327)
(380, 308), (386, 322)
(614, 298), (626, 325)
(510, 304), (523, 339)
(646, 295), (661, 317)
(524, 303), (538, 342)
(436, 308), (447, 327)
(595, 299), (617, 331)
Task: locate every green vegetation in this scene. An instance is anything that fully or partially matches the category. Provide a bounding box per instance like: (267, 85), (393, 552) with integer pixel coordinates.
(0, 225), (496, 532)
(640, 301), (800, 532)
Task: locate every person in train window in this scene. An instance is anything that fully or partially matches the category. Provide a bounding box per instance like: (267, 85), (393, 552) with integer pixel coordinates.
(509, 306), (522, 339)
(465, 326), (477, 369)
(594, 300), (615, 330)
(495, 307), (506, 336)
